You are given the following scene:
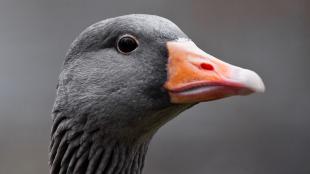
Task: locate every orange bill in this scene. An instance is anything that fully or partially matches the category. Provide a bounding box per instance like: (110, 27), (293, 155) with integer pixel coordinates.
(164, 39), (265, 103)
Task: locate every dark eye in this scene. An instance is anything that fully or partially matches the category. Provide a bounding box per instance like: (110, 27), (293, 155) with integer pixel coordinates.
(116, 35), (139, 54)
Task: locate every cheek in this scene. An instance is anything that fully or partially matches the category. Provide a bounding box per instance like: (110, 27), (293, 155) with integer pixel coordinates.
(142, 61), (170, 105)
(123, 43), (171, 106)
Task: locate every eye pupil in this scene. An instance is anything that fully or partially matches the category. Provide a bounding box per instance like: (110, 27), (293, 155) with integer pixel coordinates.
(117, 36), (138, 54)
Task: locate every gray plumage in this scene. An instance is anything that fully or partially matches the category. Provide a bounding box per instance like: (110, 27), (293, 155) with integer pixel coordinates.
(50, 14), (193, 174)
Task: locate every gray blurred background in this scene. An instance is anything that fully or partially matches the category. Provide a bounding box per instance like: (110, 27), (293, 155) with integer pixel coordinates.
(0, 0), (309, 174)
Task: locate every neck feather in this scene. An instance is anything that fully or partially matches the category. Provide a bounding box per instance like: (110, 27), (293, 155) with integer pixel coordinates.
(49, 103), (193, 174)
(49, 114), (150, 174)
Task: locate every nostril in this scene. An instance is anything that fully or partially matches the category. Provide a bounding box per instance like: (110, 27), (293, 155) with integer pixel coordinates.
(200, 63), (214, 71)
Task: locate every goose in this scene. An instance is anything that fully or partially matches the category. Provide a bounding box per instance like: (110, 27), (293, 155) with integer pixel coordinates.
(50, 14), (265, 174)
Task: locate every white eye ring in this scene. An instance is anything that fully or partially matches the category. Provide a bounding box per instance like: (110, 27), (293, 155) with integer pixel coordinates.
(116, 34), (139, 54)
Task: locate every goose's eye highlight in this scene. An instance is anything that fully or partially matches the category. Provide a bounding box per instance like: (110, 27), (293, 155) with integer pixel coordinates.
(117, 35), (139, 54)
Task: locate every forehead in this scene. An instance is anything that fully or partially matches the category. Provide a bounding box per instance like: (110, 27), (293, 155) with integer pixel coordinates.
(87, 14), (188, 41)
(65, 14), (188, 65)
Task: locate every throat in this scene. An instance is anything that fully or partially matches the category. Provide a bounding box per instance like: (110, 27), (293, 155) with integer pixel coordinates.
(49, 104), (193, 174)
(49, 115), (150, 174)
